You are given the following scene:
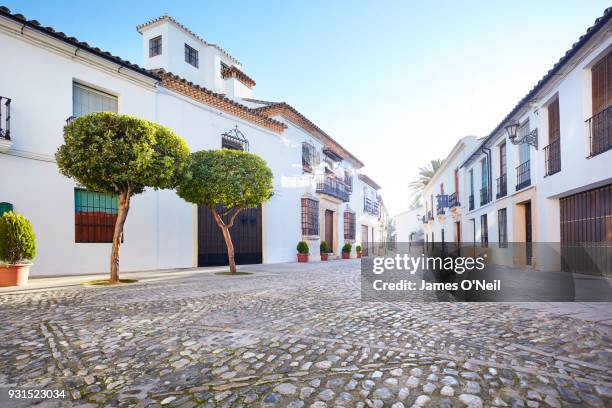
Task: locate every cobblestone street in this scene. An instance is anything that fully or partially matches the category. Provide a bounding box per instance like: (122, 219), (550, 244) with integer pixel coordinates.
(1, 260), (611, 408)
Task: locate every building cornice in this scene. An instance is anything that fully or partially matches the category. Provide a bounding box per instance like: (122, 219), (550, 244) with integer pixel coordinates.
(222, 65), (256, 88)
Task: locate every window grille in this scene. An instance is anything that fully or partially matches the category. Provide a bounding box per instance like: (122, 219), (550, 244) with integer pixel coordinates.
(498, 208), (508, 247)
(149, 36), (162, 57)
(74, 188), (119, 243)
(302, 141), (315, 172)
(185, 44), (199, 68)
(221, 126), (249, 151)
(301, 197), (319, 236)
(73, 83), (118, 117)
(344, 211), (356, 240)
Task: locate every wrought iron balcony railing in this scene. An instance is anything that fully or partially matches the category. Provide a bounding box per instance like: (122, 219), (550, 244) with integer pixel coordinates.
(0, 96), (11, 141)
(469, 194), (474, 211)
(586, 105), (611, 157)
(496, 174), (507, 199)
(448, 192), (459, 208)
(427, 210), (434, 221)
(316, 174), (350, 202)
(436, 206), (445, 216)
(480, 187), (489, 206)
(544, 138), (561, 176)
(516, 160), (531, 190)
(344, 174), (353, 192)
(363, 197), (379, 216)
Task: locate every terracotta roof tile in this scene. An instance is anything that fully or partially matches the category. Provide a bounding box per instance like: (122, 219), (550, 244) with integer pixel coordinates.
(221, 65), (256, 88)
(358, 174), (381, 190)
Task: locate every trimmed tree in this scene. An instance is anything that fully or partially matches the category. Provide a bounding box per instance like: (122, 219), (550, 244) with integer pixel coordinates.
(56, 112), (190, 283)
(177, 149), (273, 274)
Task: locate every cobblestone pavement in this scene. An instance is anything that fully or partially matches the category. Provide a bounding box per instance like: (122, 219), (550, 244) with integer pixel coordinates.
(1, 260), (611, 408)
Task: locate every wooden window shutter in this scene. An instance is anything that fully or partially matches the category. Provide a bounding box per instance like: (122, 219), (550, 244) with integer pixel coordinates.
(548, 97), (560, 143)
(592, 50), (612, 114)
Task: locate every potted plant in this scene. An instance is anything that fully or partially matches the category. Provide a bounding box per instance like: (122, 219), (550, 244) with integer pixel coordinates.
(320, 241), (329, 261)
(0, 212), (36, 287)
(356, 245), (363, 258)
(342, 243), (352, 259)
(297, 241), (309, 262)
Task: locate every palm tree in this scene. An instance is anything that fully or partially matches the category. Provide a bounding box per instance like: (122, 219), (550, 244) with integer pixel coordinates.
(408, 159), (443, 204)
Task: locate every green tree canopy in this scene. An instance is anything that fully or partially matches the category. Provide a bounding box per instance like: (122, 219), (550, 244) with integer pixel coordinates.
(56, 112), (190, 283)
(177, 149), (273, 273)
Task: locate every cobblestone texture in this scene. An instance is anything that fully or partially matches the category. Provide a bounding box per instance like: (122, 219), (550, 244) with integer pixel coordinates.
(0, 260), (611, 407)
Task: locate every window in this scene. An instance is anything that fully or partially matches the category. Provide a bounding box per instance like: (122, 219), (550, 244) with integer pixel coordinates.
(518, 122), (531, 165)
(74, 188), (118, 243)
(547, 98), (560, 143)
(592, 51), (612, 114)
(149, 36), (162, 57)
(480, 214), (488, 247)
(302, 142), (315, 172)
(480, 158), (488, 189)
(301, 197), (319, 236)
(73, 83), (118, 117)
(344, 211), (356, 240)
(498, 208), (508, 247)
(185, 44), (199, 68)
(499, 142), (506, 175)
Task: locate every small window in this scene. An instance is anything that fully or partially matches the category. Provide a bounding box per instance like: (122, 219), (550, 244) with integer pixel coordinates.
(185, 44), (199, 68)
(149, 36), (162, 57)
(221, 126), (249, 151)
(301, 197), (319, 236)
(73, 83), (118, 118)
(344, 211), (356, 240)
(498, 208), (508, 247)
(480, 214), (488, 247)
(74, 188), (119, 243)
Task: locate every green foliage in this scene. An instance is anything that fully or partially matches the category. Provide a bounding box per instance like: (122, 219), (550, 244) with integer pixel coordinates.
(297, 241), (309, 254)
(56, 112), (190, 195)
(177, 149), (273, 209)
(0, 212), (36, 264)
(320, 241), (329, 253)
(356, 245), (362, 253)
(342, 243), (352, 253)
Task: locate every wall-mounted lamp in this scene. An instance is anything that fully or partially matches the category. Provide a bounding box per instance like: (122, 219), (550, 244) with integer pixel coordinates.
(504, 121), (538, 149)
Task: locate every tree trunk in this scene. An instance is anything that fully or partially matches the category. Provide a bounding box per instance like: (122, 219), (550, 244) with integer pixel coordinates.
(110, 191), (131, 283)
(210, 206), (243, 275)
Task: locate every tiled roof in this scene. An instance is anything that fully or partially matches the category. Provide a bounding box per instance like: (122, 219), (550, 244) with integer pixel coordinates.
(461, 7), (612, 168)
(251, 101), (365, 168)
(0, 6), (158, 81)
(221, 65), (256, 88)
(136, 15), (240, 65)
(153, 69), (286, 133)
(358, 174), (381, 190)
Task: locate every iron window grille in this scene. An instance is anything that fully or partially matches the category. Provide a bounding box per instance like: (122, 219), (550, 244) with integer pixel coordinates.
(496, 174), (507, 199)
(480, 214), (488, 248)
(184, 44), (199, 68)
(344, 211), (356, 240)
(480, 187), (489, 206)
(149, 36), (162, 57)
(221, 126), (249, 151)
(498, 208), (508, 248)
(344, 173), (353, 192)
(0, 96), (10, 141)
(74, 188), (119, 243)
(302, 141), (315, 172)
(544, 138), (561, 176)
(516, 160), (531, 190)
(448, 192), (459, 208)
(301, 197), (319, 236)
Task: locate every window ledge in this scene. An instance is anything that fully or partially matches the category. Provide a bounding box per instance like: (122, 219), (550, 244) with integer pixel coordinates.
(303, 235), (320, 241)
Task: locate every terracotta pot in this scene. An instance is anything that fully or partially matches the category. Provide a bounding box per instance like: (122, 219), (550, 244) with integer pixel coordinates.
(0, 263), (31, 287)
(357, 252), (362, 258)
(342, 252), (350, 259)
(320, 253), (329, 261)
(297, 253), (309, 263)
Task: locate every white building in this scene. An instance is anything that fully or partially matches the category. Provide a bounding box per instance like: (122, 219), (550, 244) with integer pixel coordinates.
(391, 207), (423, 244)
(0, 8), (383, 276)
(421, 8), (612, 272)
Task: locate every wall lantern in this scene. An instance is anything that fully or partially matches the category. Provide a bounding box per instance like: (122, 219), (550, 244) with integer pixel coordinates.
(504, 121), (538, 149)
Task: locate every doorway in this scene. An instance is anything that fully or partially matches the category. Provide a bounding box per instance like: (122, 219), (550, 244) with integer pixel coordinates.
(325, 210), (334, 252)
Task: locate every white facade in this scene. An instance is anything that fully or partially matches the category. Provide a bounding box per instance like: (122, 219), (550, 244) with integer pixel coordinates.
(0, 10), (382, 276)
(392, 207), (423, 243)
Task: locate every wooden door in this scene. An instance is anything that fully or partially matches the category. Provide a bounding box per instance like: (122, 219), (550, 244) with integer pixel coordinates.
(198, 205), (262, 266)
(325, 210), (334, 251)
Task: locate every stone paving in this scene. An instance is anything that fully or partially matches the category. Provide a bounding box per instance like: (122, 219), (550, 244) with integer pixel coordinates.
(0, 260), (611, 407)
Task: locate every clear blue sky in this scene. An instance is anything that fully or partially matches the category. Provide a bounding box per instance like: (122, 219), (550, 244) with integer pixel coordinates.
(6, 0), (610, 213)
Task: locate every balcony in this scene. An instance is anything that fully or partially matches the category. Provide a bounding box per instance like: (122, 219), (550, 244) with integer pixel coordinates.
(448, 192), (459, 208)
(480, 187), (489, 206)
(0, 96), (11, 152)
(344, 174), (353, 192)
(469, 194), (474, 211)
(516, 160), (531, 190)
(544, 138), (561, 176)
(496, 174), (507, 199)
(427, 210), (434, 221)
(316, 174), (350, 202)
(586, 105), (611, 157)
(364, 197), (379, 216)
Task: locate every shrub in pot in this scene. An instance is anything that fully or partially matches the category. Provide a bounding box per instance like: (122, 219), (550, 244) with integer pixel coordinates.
(0, 212), (36, 286)
(320, 241), (329, 261)
(296, 241), (309, 262)
(356, 244), (363, 258)
(341, 243), (352, 259)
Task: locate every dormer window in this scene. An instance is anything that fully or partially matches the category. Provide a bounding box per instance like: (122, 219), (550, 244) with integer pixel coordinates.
(149, 36), (162, 57)
(184, 44), (198, 68)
